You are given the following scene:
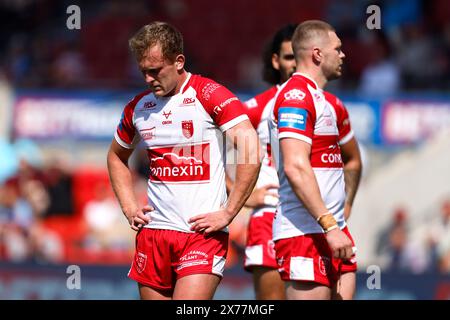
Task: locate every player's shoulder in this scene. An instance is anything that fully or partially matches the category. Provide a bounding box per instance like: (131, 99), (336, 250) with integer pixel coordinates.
(323, 91), (346, 112)
(244, 86), (277, 109)
(323, 91), (342, 106)
(254, 86), (278, 104)
(124, 88), (153, 111)
(187, 74), (224, 98)
(277, 75), (312, 105)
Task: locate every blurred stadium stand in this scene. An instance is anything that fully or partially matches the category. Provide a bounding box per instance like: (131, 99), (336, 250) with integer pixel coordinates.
(1, 0), (450, 299)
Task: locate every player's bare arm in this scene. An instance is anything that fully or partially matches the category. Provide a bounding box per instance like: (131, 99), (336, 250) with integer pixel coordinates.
(189, 120), (261, 233)
(280, 138), (353, 260)
(107, 139), (152, 231)
(225, 171), (279, 208)
(225, 172), (234, 196)
(244, 183), (279, 208)
(340, 137), (362, 221)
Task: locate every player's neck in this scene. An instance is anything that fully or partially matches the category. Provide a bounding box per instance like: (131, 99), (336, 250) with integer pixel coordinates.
(296, 68), (327, 90)
(295, 67), (327, 89)
(173, 70), (188, 95)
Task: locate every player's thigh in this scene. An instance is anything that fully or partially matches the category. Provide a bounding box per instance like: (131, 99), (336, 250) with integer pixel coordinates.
(332, 271), (356, 300)
(253, 267), (285, 300)
(138, 283), (172, 300)
(286, 281), (332, 300)
(173, 274), (221, 300)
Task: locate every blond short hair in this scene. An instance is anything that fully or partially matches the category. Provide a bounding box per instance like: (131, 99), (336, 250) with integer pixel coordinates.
(292, 20), (335, 54)
(129, 21), (183, 62)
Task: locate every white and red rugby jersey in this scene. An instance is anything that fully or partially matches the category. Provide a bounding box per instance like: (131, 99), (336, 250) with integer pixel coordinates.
(323, 91), (354, 146)
(243, 86), (279, 212)
(269, 73), (351, 239)
(115, 73), (249, 232)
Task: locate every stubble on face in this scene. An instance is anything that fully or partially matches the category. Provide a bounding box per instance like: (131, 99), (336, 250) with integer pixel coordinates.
(323, 31), (345, 81)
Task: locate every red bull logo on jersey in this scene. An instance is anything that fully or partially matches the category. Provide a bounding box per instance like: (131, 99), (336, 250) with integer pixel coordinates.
(148, 143), (210, 183)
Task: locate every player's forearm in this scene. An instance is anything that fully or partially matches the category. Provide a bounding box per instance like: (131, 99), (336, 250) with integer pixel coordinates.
(225, 131), (261, 218)
(284, 161), (328, 220)
(225, 162), (260, 218)
(343, 161), (362, 207)
(225, 172), (234, 196)
(223, 121), (262, 219)
(340, 138), (362, 208)
(107, 150), (139, 217)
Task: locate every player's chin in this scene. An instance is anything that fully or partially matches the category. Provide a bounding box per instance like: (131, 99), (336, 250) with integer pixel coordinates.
(328, 71), (342, 81)
(151, 86), (165, 97)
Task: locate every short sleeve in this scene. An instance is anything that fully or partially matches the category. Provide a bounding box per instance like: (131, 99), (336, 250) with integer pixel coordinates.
(197, 79), (249, 132)
(114, 99), (140, 149)
(276, 88), (316, 144)
(335, 98), (354, 145)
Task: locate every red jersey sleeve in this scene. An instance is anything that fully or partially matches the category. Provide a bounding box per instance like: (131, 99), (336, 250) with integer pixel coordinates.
(243, 86), (277, 129)
(195, 76), (249, 132)
(274, 82), (316, 144)
(324, 92), (354, 145)
(114, 91), (149, 148)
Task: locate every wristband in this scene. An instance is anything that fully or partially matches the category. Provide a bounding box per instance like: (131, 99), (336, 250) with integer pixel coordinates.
(317, 212), (337, 231)
(324, 224), (339, 233)
(316, 212), (331, 222)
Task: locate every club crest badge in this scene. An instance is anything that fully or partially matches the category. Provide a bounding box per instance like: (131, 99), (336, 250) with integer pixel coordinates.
(182, 120), (194, 139)
(135, 252), (147, 274)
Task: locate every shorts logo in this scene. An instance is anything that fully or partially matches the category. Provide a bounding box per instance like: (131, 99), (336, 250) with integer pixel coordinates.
(278, 107), (307, 131)
(140, 127), (155, 140)
(177, 250), (209, 271)
(284, 89), (305, 101)
(182, 120), (194, 138)
(135, 252), (147, 274)
(318, 256), (331, 276)
(182, 97), (196, 106)
(148, 143), (210, 183)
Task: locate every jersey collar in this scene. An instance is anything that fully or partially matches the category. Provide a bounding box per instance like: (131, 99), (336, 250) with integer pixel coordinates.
(179, 72), (192, 94)
(293, 72), (319, 90)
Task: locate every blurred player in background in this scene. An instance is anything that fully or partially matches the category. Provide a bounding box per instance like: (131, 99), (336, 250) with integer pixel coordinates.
(269, 20), (361, 300)
(107, 21), (261, 300)
(241, 23), (297, 300)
